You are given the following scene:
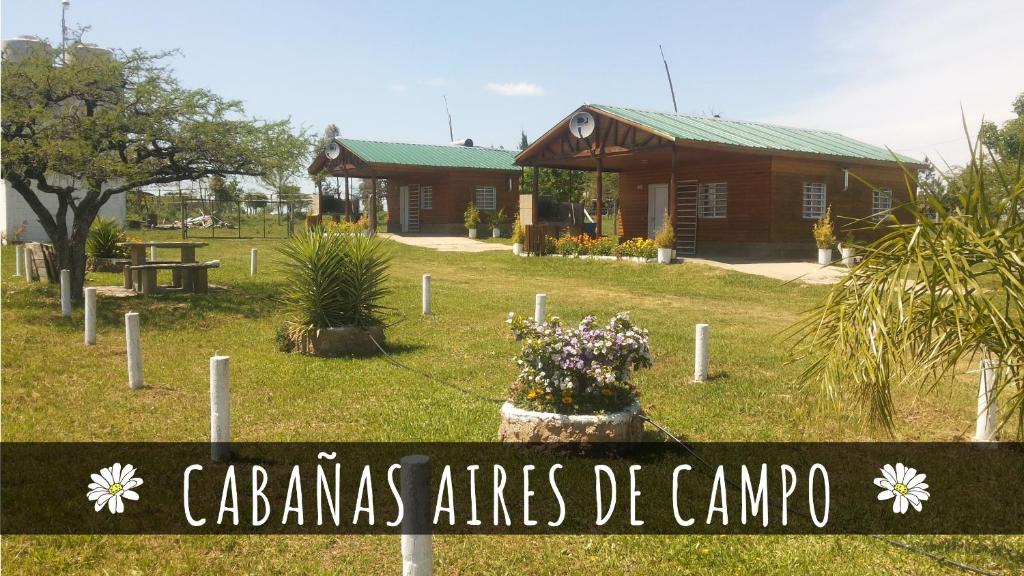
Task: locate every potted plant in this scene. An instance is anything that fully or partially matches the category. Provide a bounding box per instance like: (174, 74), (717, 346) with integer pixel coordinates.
(464, 202), (480, 239)
(511, 215), (525, 256)
(654, 209), (675, 264)
(498, 312), (652, 443)
(276, 228), (392, 357)
(491, 207), (507, 238)
(839, 231), (856, 267)
(86, 217), (131, 272)
(812, 205), (836, 265)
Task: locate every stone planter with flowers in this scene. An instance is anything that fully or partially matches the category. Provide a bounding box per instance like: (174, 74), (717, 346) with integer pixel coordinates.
(499, 312), (652, 443)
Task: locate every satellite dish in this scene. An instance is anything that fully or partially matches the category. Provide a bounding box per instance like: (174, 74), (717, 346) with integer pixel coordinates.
(569, 111), (595, 139)
(325, 140), (341, 160)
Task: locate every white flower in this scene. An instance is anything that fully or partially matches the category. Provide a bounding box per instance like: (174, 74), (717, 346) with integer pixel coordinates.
(87, 463), (143, 514)
(873, 463), (929, 514)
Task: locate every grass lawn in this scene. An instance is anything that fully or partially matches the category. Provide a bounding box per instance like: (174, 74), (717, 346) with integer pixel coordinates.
(2, 232), (1020, 574)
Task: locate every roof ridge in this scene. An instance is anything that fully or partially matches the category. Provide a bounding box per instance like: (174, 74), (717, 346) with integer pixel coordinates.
(590, 103), (846, 137)
(340, 137), (516, 153)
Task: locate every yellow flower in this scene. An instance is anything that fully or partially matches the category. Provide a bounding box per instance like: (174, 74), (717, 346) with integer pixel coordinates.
(545, 393), (554, 401)
(561, 394), (573, 404)
(527, 389), (538, 400)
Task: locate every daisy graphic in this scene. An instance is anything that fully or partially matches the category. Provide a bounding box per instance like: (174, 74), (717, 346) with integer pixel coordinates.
(87, 463), (144, 514)
(873, 463), (929, 514)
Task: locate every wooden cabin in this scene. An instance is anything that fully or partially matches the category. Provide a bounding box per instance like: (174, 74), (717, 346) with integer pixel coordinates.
(516, 104), (926, 257)
(309, 139), (521, 234)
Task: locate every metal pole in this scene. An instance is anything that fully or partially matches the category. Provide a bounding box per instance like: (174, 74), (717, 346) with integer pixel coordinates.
(422, 274), (431, 315)
(694, 323), (710, 382)
(60, 269), (72, 317)
(210, 355), (231, 462)
(84, 287), (97, 345)
(400, 454), (433, 576)
(973, 359), (999, 442)
(125, 312), (143, 389)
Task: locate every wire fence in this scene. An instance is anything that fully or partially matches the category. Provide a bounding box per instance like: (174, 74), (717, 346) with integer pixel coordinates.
(128, 197), (308, 239)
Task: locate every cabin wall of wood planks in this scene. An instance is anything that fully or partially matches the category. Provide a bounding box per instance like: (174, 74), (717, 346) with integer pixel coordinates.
(615, 145), (914, 254)
(385, 169), (520, 234)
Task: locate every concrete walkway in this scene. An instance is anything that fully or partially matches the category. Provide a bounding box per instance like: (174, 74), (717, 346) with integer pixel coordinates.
(686, 257), (848, 285)
(380, 233), (511, 253)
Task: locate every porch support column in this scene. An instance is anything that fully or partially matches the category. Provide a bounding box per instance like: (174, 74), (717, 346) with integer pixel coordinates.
(669, 144), (678, 228)
(595, 156), (604, 236)
(344, 174), (351, 221)
(369, 173), (379, 235)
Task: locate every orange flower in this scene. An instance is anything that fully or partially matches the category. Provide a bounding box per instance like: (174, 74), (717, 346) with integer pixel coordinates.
(561, 394), (573, 404)
(600, 387), (613, 397)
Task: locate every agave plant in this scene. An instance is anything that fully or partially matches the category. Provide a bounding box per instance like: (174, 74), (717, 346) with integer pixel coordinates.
(86, 217), (128, 258)
(790, 129), (1023, 437)
(278, 228), (392, 340)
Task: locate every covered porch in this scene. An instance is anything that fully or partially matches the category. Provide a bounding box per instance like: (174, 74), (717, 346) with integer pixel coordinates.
(516, 105), (698, 255)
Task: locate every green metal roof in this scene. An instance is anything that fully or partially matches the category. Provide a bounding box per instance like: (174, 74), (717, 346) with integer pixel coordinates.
(590, 104), (923, 164)
(340, 139), (520, 171)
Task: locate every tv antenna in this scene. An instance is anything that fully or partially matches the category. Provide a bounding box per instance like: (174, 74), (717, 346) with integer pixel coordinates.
(443, 95), (454, 142)
(659, 44), (678, 113)
(61, 0), (70, 64)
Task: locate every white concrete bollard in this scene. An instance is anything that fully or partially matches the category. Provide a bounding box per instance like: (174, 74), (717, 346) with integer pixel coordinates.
(534, 293), (547, 324)
(60, 269), (72, 317)
(84, 287), (97, 345)
(250, 248), (258, 276)
(401, 454), (432, 576)
(125, 312), (143, 389)
(973, 359), (998, 442)
(422, 274), (431, 315)
(149, 246), (157, 261)
(15, 244), (24, 276)
(210, 355), (232, 462)
(694, 323), (710, 383)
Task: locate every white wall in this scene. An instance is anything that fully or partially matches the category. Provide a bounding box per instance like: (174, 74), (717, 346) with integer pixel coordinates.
(2, 179), (126, 244)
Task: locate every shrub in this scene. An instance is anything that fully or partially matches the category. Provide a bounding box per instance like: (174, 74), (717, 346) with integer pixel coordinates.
(491, 208), (509, 231)
(554, 232), (588, 256)
(511, 216), (525, 244)
(543, 235), (557, 253)
(326, 217), (368, 234)
(464, 202), (480, 230)
(278, 229), (392, 342)
(506, 312), (652, 415)
(86, 217), (128, 258)
(590, 236), (617, 256)
(812, 205), (836, 249)
(654, 209), (675, 249)
(613, 237), (657, 259)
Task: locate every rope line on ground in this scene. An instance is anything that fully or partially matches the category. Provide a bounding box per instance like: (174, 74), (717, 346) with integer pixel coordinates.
(640, 415), (1002, 576)
(364, 333), (1001, 576)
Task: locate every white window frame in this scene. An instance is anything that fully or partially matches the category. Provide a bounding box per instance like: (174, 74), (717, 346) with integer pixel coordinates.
(698, 182), (728, 218)
(420, 185), (433, 210)
(872, 188), (892, 221)
(802, 182), (827, 219)
(474, 186), (497, 211)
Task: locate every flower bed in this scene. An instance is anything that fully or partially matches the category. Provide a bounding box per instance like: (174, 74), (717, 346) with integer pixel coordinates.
(522, 233), (661, 262)
(505, 312), (651, 415)
(501, 312), (651, 442)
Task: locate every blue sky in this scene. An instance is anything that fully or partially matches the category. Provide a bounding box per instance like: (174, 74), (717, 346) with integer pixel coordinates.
(4, 0), (1022, 191)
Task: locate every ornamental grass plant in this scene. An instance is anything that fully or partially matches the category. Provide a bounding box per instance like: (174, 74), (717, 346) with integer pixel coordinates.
(277, 228), (392, 343)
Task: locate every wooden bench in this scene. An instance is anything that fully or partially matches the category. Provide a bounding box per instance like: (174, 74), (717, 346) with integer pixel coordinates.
(126, 261), (220, 294)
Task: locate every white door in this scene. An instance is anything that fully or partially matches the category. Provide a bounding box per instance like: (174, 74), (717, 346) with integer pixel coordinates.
(399, 186), (409, 233)
(647, 183), (669, 238)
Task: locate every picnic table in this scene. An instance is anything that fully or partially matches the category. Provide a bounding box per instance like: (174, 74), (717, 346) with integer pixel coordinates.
(118, 241), (218, 294)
